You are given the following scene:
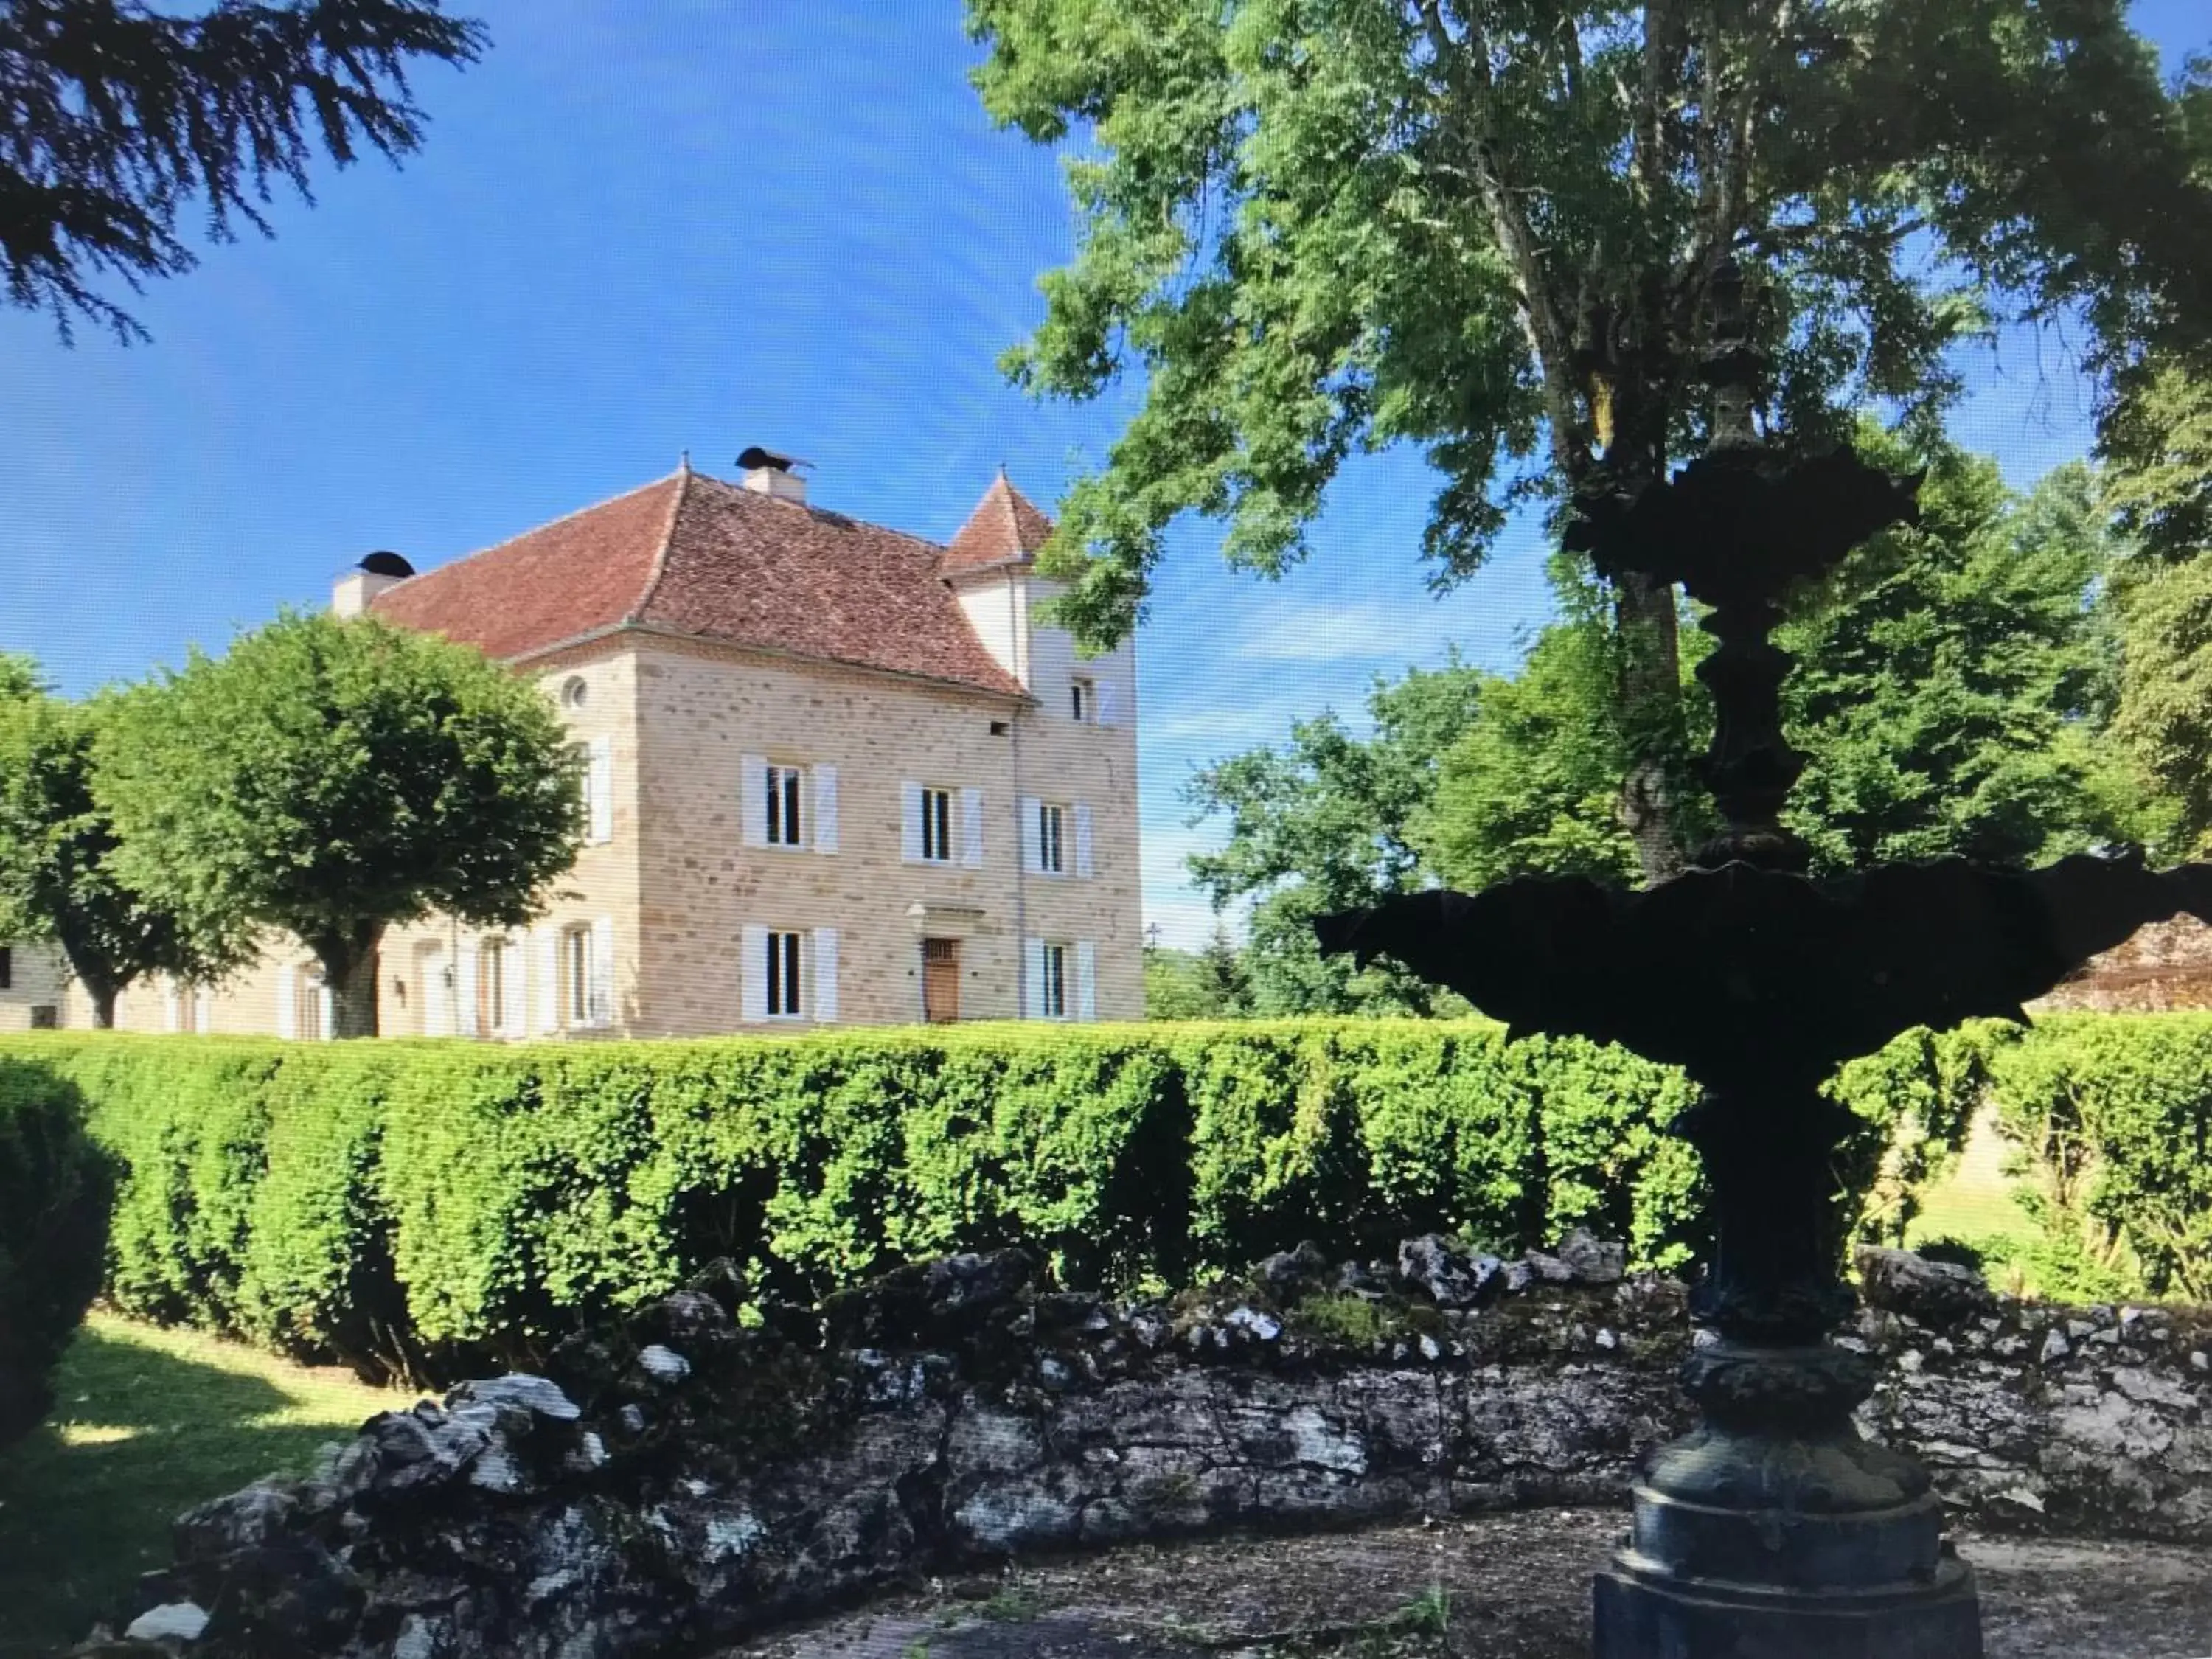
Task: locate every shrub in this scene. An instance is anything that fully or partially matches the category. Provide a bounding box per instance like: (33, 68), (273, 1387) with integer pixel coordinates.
(0, 1056), (111, 1446)
(0, 1018), (1988, 1382)
(1976, 1013), (2212, 1304)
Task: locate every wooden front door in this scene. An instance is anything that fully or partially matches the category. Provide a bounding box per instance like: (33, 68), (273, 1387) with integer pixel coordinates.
(922, 938), (960, 1023)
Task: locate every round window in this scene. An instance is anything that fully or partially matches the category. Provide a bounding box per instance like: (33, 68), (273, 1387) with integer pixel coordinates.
(561, 676), (588, 709)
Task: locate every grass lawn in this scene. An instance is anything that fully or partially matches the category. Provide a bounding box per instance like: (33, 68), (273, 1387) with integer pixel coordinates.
(1903, 1105), (2037, 1253)
(0, 1312), (414, 1658)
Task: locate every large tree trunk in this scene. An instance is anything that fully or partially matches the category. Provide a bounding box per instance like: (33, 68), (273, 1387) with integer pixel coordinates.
(88, 986), (116, 1029)
(1614, 569), (1688, 887)
(317, 928), (385, 1039)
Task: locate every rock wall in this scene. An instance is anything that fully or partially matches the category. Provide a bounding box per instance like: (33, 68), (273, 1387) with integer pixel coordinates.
(83, 1237), (2212, 1659)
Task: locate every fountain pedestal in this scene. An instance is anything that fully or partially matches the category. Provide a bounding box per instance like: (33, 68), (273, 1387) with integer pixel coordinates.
(1593, 1343), (1981, 1657)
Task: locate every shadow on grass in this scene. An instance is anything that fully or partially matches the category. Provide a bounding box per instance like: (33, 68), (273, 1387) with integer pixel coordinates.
(0, 1317), (403, 1658)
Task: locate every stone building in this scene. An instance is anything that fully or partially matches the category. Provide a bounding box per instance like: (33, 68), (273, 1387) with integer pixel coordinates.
(19, 452), (1143, 1037)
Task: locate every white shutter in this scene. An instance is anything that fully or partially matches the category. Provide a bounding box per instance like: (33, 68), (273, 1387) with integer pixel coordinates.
(812, 927), (838, 1023)
(456, 941), (479, 1037)
(961, 787), (984, 869)
(193, 986), (212, 1033)
(1076, 942), (1098, 1022)
(1097, 680), (1121, 726)
(1020, 796), (1043, 874)
(900, 782), (924, 863)
(588, 738), (614, 844)
(740, 755), (768, 848)
(163, 979), (181, 1033)
(537, 928), (560, 1032)
(1023, 937), (1046, 1020)
(813, 765), (839, 855)
(741, 924), (768, 1023)
(1074, 802), (1096, 878)
(590, 917), (615, 1026)
(276, 966), (296, 1040)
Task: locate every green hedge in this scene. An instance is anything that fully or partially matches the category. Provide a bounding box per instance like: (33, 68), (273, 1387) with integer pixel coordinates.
(0, 1055), (111, 1447)
(0, 1018), (1989, 1383)
(1966, 1013), (2212, 1304)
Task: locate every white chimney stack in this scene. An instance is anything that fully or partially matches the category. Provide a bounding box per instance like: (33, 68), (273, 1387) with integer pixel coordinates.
(737, 445), (810, 504)
(333, 550), (415, 618)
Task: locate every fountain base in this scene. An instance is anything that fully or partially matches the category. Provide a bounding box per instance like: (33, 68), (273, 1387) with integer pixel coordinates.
(1591, 1341), (1983, 1657)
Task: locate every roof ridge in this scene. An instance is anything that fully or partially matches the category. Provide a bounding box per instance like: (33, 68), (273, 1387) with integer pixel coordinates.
(627, 463), (692, 625)
(687, 469), (952, 558)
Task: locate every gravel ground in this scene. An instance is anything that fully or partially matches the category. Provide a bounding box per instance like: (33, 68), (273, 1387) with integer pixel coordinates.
(716, 1509), (2212, 1659)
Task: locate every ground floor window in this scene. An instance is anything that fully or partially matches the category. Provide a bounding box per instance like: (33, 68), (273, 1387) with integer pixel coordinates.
(766, 929), (802, 1018)
(563, 925), (592, 1026)
(477, 939), (511, 1033)
(1040, 941), (1068, 1019)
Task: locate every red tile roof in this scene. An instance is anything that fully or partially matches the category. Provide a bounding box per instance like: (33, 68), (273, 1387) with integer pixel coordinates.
(942, 472), (1054, 573)
(369, 467), (1032, 698)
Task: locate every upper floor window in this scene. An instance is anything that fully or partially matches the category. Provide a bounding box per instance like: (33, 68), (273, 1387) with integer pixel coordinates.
(573, 737), (613, 845)
(765, 763), (804, 847)
(0, 945), (12, 991)
(1038, 801), (1065, 874)
(1071, 677), (1095, 723)
(745, 756), (837, 854)
(919, 787), (953, 862)
(560, 675), (588, 709)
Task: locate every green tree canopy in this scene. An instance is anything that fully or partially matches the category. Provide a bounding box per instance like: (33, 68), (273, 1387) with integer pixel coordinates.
(1185, 661), (1480, 1012)
(0, 667), (241, 1025)
(1194, 435), (2129, 1010)
(94, 611), (581, 1037)
(970, 0), (2212, 882)
(2110, 554), (2212, 860)
(3, 0), (485, 341)
(1144, 924), (1252, 1018)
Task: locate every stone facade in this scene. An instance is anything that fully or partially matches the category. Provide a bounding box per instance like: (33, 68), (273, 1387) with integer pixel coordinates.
(80, 1239), (2212, 1658)
(2028, 914), (2212, 1014)
(33, 469), (1142, 1040)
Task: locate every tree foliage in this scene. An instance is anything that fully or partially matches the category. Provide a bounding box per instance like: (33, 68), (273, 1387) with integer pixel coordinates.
(0, 664), (237, 1026)
(2110, 554), (2212, 860)
(1145, 925), (1251, 1018)
(1185, 662), (1480, 1014)
(1776, 438), (2126, 872)
(1, 0), (486, 340)
(92, 611), (580, 1037)
(970, 0), (2212, 880)
(1195, 438), (2127, 1009)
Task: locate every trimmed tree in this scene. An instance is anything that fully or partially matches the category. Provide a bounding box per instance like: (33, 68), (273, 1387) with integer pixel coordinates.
(970, 0), (2212, 883)
(4, 0), (485, 341)
(94, 611), (582, 1037)
(0, 671), (245, 1025)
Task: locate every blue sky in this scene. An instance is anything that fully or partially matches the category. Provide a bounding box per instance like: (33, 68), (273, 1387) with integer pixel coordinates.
(3, 1), (2205, 948)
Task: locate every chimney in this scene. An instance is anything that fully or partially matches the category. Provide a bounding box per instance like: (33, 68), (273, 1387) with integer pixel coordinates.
(333, 550), (415, 618)
(737, 445), (810, 504)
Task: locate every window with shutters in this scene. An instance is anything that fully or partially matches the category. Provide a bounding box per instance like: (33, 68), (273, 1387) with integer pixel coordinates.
(562, 925), (591, 1026)
(1038, 801), (1066, 874)
(919, 786), (953, 862)
(765, 763), (804, 846)
(765, 929), (803, 1018)
(1040, 941), (1068, 1018)
(29, 1005), (55, 1030)
(1071, 676), (1095, 723)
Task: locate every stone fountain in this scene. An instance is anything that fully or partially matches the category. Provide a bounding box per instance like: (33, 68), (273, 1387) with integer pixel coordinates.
(1315, 263), (2212, 1657)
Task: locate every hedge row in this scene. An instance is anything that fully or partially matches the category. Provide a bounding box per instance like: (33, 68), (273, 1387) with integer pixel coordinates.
(1, 1022), (1744, 1382)
(36, 1012), (2181, 1387)
(0, 1056), (111, 1447)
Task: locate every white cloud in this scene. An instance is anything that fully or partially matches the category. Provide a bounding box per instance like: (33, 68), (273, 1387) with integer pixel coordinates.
(1230, 598), (1430, 664)
(1140, 821), (1231, 951)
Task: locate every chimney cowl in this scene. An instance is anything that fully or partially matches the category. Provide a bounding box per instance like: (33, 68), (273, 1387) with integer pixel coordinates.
(737, 445), (810, 504)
